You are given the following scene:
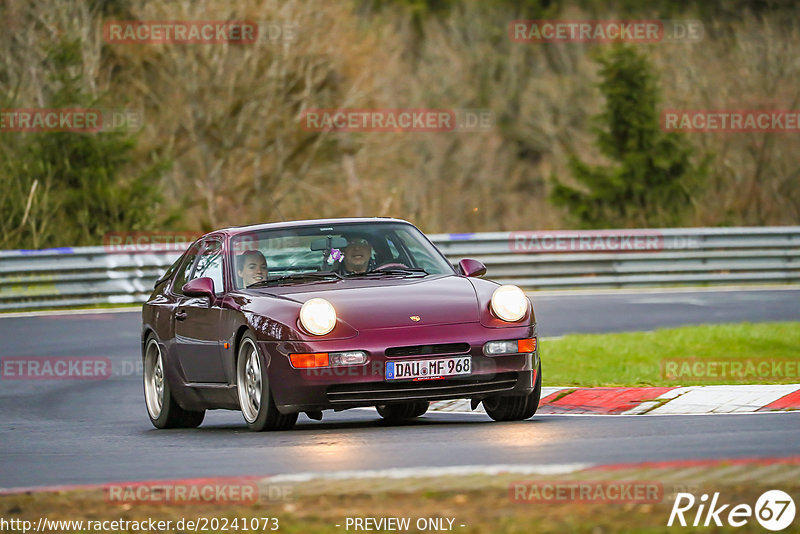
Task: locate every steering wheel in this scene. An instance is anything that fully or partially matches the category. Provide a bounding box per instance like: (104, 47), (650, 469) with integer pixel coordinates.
(374, 262), (409, 270)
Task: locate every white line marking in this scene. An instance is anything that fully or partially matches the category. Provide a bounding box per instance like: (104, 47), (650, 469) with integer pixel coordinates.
(267, 463), (592, 484)
(0, 307), (140, 319)
(528, 285), (800, 298)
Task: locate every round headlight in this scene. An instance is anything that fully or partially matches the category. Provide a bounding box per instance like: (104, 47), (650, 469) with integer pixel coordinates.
(490, 285), (527, 322)
(299, 298), (337, 335)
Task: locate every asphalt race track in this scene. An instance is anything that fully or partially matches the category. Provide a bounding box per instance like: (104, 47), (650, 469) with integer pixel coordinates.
(1, 288), (799, 490)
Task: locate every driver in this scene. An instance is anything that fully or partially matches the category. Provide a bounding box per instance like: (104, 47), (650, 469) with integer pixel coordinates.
(336, 234), (375, 274)
(237, 250), (268, 287)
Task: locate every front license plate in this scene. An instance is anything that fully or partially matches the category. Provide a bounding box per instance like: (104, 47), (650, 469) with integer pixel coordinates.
(385, 356), (471, 381)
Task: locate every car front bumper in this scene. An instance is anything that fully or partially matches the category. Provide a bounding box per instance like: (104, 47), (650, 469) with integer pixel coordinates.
(260, 321), (539, 413)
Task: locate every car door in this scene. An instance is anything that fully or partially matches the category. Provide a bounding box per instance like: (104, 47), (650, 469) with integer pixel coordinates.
(173, 238), (227, 383)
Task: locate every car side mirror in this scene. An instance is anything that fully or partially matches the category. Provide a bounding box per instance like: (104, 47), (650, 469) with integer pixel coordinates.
(182, 277), (215, 299)
(458, 258), (486, 277)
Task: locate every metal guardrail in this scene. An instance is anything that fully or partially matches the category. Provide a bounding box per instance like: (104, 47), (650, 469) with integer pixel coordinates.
(0, 227), (798, 311)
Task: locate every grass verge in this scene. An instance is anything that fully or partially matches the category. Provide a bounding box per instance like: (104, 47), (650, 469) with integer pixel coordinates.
(2, 466), (797, 534)
(542, 322), (800, 387)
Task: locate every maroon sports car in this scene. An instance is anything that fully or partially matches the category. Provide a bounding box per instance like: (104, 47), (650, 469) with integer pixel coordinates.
(141, 218), (541, 431)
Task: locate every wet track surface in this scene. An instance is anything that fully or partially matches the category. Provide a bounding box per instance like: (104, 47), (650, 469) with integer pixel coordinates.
(1, 288), (799, 489)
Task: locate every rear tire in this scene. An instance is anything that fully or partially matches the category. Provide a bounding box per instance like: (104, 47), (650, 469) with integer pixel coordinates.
(143, 335), (205, 429)
(484, 363), (542, 422)
(236, 334), (297, 431)
(376, 401), (429, 421)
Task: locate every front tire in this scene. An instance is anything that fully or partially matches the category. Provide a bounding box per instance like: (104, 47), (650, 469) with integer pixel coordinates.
(376, 401), (429, 421)
(143, 335), (205, 429)
(484, 363), (542, 422)
(236, 334), (297, 431)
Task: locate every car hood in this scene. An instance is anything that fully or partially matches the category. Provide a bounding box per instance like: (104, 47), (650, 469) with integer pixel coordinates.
(255, 275), (481, 330)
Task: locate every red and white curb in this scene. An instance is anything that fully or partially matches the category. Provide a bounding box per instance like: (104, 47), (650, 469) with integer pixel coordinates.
(430, 384), (800, 415)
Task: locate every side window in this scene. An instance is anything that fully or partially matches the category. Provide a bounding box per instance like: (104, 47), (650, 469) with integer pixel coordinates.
(171, 246), (200, 295)
(191, 240), (225, 295)
(155, 252), (184, 288)
(395, 230), (437, 271)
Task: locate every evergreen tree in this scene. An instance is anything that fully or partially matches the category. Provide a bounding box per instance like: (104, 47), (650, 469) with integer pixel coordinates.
(0, 39), (170, 249)
(551, 44), (708, 228)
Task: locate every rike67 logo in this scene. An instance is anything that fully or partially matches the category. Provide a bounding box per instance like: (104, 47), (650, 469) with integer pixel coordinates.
(668, 490), (795, 531)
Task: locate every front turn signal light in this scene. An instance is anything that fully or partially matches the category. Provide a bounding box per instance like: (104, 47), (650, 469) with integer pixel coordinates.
(290, 353), (330, 368)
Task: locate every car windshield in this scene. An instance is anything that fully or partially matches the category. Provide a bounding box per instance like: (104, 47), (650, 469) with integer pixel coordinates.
(230, 222), (454, 289)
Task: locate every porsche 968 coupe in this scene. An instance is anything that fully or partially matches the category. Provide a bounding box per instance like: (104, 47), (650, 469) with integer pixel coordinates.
(141, 218), (541, 431)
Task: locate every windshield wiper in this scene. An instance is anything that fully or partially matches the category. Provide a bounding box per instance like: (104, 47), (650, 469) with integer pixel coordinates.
(248, 271), (343, 287)
(347, 267), (428, 277)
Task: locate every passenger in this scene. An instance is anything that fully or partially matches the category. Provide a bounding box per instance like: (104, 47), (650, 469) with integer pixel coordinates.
(336, 234), (375, 274)
(237, 250), (268, 287)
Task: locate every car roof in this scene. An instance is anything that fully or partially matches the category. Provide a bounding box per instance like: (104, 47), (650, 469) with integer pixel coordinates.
(212, 217), (416, 238)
